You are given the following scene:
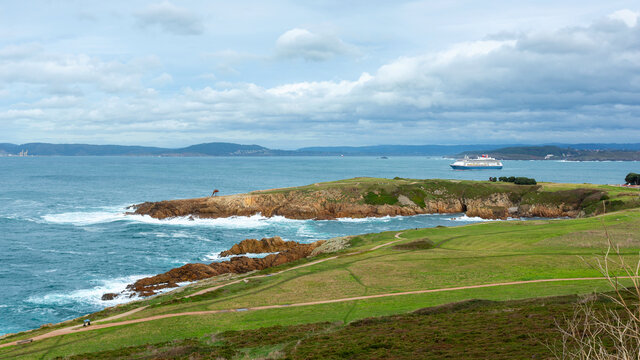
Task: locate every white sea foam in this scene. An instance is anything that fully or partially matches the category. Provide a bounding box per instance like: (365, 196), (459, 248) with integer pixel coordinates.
(26, 274), (152, 307)
(42, 209), (128, 226)
(42, 206), (469, 231)
(202, 252), (278, 262)
(126, 213), (303, 228)
(332, 215), (393, 223)
(449, 215), (517, 222)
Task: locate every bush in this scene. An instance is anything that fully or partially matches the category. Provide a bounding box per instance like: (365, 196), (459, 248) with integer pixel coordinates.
(498, 176), (537, 185)
(625, 172), (640, 185)
(514, 177), (537, 185)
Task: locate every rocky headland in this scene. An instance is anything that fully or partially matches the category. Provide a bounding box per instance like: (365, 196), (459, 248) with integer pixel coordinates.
(104, 236), (327, 299)
(113, 178), (627, 300)
(131, 177), (612, 221)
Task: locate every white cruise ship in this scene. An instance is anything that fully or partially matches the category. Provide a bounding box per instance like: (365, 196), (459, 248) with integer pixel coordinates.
(450, 155), (503, 170)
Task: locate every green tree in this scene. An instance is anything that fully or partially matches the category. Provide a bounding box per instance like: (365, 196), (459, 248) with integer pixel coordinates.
(625, 172), (640, 185)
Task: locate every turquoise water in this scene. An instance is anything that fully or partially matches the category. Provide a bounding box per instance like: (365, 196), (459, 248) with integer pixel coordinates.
(0, 156), (637, 335)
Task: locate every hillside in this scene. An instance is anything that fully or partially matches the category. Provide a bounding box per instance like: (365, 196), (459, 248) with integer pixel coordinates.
(2, 207), (640, 359)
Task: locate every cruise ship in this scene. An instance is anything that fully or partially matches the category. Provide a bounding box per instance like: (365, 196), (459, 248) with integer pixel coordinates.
(450, 155), (503, 170)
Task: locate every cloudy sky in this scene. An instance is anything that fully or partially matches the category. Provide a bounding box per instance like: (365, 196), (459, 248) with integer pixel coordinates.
(1, 1), (639, 148)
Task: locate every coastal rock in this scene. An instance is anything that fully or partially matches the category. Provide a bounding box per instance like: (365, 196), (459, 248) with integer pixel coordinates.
(219, 236), (297, 257)
(118, 238), (325, 298)
(101, 293), (119, 301)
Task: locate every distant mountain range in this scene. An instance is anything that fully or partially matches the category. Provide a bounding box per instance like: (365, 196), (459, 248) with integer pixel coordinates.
(1, 142), (639, 158)
(0, 142), (294, 157)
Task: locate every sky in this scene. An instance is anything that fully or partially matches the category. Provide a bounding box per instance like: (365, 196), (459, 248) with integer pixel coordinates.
(0, 1), (639, 149)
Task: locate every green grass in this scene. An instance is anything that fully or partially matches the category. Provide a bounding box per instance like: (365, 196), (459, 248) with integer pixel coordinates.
(0, 281), (631, 360)
(2, 208), (640, 359)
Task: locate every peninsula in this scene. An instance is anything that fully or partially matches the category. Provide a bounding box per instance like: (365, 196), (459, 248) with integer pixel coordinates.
(132, 177), (637, 221)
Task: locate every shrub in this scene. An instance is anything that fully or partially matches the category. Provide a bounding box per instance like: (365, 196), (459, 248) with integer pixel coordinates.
(514, 177), (537, 185)
(553, 233), (640, 360)
(498, 176), (537, 185)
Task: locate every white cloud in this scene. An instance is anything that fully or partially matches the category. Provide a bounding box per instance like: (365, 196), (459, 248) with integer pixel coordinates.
(275, 28), (355, 61)
(2, 9), (640, 146)
(135, 1), (204, 35)
(609, 9), (639, 27)
(151, 73), (173, 86)
(0, 50), (144, 94)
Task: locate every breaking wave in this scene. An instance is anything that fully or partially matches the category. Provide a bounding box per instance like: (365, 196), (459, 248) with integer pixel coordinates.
(202, 252), (278, 262)
(41, 208), (452, 229)
(449, 215), (517, 222)
(25, 274), (151, 307)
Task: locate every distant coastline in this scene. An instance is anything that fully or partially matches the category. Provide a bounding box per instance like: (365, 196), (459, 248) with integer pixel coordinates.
(458, 145), (640, 161)
(1, 142), (639, 159)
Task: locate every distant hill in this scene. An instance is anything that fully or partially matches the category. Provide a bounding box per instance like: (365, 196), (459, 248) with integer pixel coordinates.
(1, 142), (639, 157)
(0, 143), (167, 156)
(0, 142), (293, 157)
(551, 143), (640, 151)
(460, 145), (640, 161)
(296, 144), (517, 156)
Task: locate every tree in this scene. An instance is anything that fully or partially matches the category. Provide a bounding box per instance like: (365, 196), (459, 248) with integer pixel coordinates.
(625, 173), (640, 185)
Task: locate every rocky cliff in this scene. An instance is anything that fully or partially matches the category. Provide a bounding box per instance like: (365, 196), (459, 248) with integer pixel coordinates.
(219, 236), (298, 257)
(105, 237), (325, 299)
(132, 178), (610, 221)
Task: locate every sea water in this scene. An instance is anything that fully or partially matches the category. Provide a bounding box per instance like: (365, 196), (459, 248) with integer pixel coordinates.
(0, 156), (636, 335)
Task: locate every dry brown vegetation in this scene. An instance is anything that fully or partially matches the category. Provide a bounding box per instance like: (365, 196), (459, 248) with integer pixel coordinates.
(553, 224), (640, 360)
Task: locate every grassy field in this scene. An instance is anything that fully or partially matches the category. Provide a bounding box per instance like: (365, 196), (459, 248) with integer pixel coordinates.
(1, 207), (640, 359)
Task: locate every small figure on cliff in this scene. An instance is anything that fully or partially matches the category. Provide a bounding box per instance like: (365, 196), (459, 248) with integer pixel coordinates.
(83, 319), (91, 327)
(211, 189), (219, 197)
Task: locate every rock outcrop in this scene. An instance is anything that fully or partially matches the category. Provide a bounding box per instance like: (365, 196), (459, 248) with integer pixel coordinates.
(110, 237), (325, 298)
(219, 236), (297, 257)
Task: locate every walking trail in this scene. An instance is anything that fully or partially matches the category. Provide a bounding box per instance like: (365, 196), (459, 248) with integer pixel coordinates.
(0, 232), (621, 350)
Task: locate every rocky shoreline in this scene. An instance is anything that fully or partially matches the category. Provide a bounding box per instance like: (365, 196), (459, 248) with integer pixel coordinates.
(103, 236), (331, 299)
(113, 179), (613, 300)
(131, 178), (608, 221)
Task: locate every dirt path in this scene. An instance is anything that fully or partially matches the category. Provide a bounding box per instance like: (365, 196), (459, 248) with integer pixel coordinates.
(1, 275), (625, 349)
(186, 232), (405, 298)
(186, 256), (339, 298)
(371, 231), (405, 250)
(0, 306), (149, 350)
(0, 231), (618, 351)
(1, 233), (405, 350)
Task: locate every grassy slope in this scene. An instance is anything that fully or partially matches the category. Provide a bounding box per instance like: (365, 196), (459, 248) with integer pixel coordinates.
(2, 207), (640, 359)
(56, 295), (627, 360)
(252, 177), (640, 215)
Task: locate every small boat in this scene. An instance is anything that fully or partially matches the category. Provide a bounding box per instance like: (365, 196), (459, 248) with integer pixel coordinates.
(450, 155), (503, 170)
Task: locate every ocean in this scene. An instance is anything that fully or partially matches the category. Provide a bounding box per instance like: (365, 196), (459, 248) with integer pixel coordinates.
(0, 156), (636, 335)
